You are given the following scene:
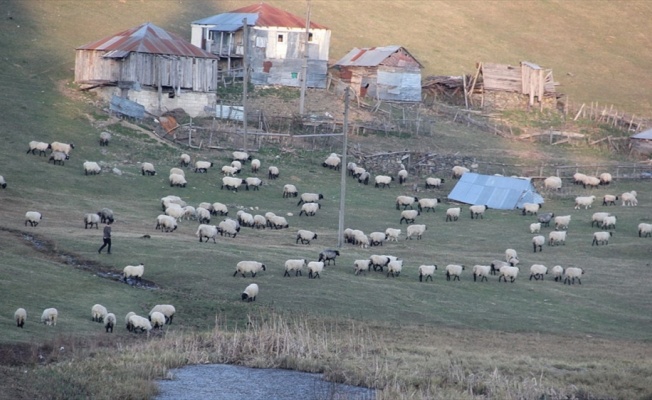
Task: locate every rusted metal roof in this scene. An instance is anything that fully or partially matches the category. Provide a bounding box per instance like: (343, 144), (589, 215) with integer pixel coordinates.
(193, 2), (328, 30)
(77, 22), (217, 59)
(334, 45), (422, 68)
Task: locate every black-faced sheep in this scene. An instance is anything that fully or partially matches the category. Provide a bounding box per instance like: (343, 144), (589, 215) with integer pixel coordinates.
(308, 261), (324, 279)
(452, 165), (469, 179)
(221, 177), (243, 191)
(602, 194), (618, 206)
(548, 231), (567, 246)
(149, 305), (176, 324)
(385, 228), (401, 241)
(83, 161), (101, 175)
(498, 266), (519, 283)
(469, 204), (488, 219)
(599, 172), (613, 185)
(149, 311), (166, 329)
(521, 203), (541, 215)
(84, 213), (100, 229)
(374, 175), (394, 188)
(396, 195), (418, 210)
(284, 259), (306, 277)
(15, 308), (26, 328)
(41, 308), (58, 326)
(104, 313), (116, 333)
(639, 223), (652, 238)
(268, 166), (280, 180)
(386, 259), (403, 277)
(98, 208), (114, 224)
(0, 175), (5, 189)
(551, 265), (564, 282)
(322, 153), (341, 170)
(538, 212), (555, 227)
(417, 198), (440, 213)
(472, 265), (491, 282)
(296, 229), (318, 245)
(398, 169), (408, 184)
(353, 259), (371, 275)
(425, 177), (444, 189)
(25, 211), (42, 227)
(445, 264), (465, 281)
(218, 218), (240, 237)
(283, 184), (298, 198)
(180, 154), (190, 167)
(318, 249), (340, 266)
(196, 224), (219, 243)
(574, 195), (596, 210)
(419, 264), (438, 282)
(446, 207), (461, 222)
(123, 263), (144, 282)
(50, 141), (75, 156)
(297, 192), (323, 206)
(592, 231), (613, 246)
(99, 131), (111, 146)
(532, 235), (545, 252)
(241, 283), (259, 302)
(543, 176), (562, 190)
(245, 177), (262, 190)
(299, 202), (320, 216)
(233, 151), (251, 163)
(48, 151), (69, 165)
(141, 162), (156, 176)
(91, 304), (108, 323)
(27, 141), (51, 156)
(251, 159), (260, 173)
(563, 267), (584, 285)
(529, 264), (548, 280)
(169, 173), (187, 188)
(400, 209), (420, 224)
(194, 161), (213, 173)
(234, 261), (266, 277)
(406, 224), (426, 239)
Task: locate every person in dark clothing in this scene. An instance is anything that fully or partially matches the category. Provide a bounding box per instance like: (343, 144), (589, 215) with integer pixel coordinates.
(98, 221), (112, 254)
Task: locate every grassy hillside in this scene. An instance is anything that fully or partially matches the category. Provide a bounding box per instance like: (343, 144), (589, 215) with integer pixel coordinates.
(1, 1), (652, 399)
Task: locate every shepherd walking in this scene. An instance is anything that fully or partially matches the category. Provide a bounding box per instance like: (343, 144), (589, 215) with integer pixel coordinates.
(98, 221), (112, 254)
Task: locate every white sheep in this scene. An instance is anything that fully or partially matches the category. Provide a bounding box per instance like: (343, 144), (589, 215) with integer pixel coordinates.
(417, 198), (440, 213)
(599, 172), (613, 185)
(99, 132), (112, 147)
(398, 169), (408, 184)
(574, 195), (596, 210)
(400, 209), (420, 224)
(251, 159), (261, 173)
(218, 218), (240, 237)
(14, 308), (26, 328)
(490, 260), (510, 275)
(296, 229), (318, 245)
(369, 254), (395, 272)
(27, 141), (51, 156)
(50, 141), (75, 155)
(347, 162), (358, 176)
(548, 231), (567, 246)
(591, 212), (611, 227)
(48, 151), (69, 165)
(237, 210), (254, 227)
(446, 207), (461, 222)
(621, 191), (638, 206)
(472, 265), (491, 282)
(419, 264), (438, 282)
(601, 215), (617, 230)
(369, 231), (386, 246)
(222, 165), (238, 176)
(149, 311), (166, 329)
(283, 184), (298, 198)
(299, 202), (320, 216)
(530, 222), (541, 234)
(470, 204), (488, 219)
(554, 215), (571, 230)
(582, 176), (600, 189)
(351, 230), (369, 248)
(602, 194), (618, 206)
(141, 162), (156, 176)
(165, 205), (186, 220)
(445, 264), (465, 281)
(425, 177), (444, 189)
(233, 261), (266, 277)
(41, 308), (58, 326)
(505, 249), (519, 263)
(149, 305), (176, 324)
(551, 265), (564, 282)
(592, 231), (613, 246)
(498, 265), (519, 283)
(252, 214), (267, 229)
(125, 312), (136, 331)
(221, 176), (243, 191)
(374, 175), (394, 188)
(84, 213), (100, 229)
(91, 304), (108, 323)
(353, 259), (371, 275)
(297, 192), (324, 206)
(308, 261), (325, 279)
(563, 267), (584, 285)
(123, 263), (145, 282)
(385, 228), (401, 241)
(322, 154), (341, 170)
(638, 223), (652, 238)
(268, 215), (289, 230)
(529, 264), (548, 281)
(179, 153), (190, 167)
(0, 175), (5, 189)
(232, 151), (251, 163)
(573, 172), (587, 185)
(245, 177), (262, 191)
(543, 176), (562, 190)
(241, 283), (259, 302)
(25, 211), (42, 227)
(129, 315), (152, 333)
(268, 166), (280, 179)
(156, 215), (177, 232)
(212, 202), (229, 216)
(194, 160), (213, 173)
(169, 173), (187, 188)
(357, 171), (370, 185)
(452, 165), (470, 179)
(161, 195), (186, 210)
(284, 259), (307, 277)
(182, 206), (197, 221)
(406, 224), (427, 240)
(231, 160), (242, 174)
(532, 235), (545, 252)
(386, 259), (403, 278)
(104, 313), (116, 333)
(521, 203), (541, 215)
(196, 224), (219, 243)
(396, 195), (418, 210)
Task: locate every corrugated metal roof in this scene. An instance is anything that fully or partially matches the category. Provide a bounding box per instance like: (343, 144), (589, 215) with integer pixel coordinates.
(631, 128), (652, 139)
(193, 3), (328, 30)
(447, 173), (544, 210)
(195, 12), (258, 32)
(76, 22), (217, 59)
(334, 45), (422, 68)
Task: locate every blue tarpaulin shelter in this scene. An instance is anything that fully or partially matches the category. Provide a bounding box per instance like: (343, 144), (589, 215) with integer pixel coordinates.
(447, 173), (544, 210)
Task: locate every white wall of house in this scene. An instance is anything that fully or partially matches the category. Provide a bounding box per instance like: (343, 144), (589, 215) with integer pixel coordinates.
(93, 87), (216, 118)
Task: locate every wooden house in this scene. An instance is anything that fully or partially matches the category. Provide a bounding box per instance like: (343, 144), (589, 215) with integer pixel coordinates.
(332, 45), (423, 102)
(75, 22), (219, 117)
(191, 3), (331, 88)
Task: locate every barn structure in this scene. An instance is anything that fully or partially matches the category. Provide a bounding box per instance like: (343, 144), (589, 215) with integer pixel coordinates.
(331, 45), (423, 102)
(448, 173), (544, 210)
(630, 128), (652, 155)
(190, 2), (331, 88)
(74, 22), (219, 118)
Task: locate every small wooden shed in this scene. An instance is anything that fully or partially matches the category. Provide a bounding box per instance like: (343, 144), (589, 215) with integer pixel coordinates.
(630, 128), (652, 155)
(332, 45), (423, 102)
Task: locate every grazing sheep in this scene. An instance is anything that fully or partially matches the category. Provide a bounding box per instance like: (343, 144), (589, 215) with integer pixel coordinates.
(369, 255), (395, 272)
(129, 315), (152, 333)
(230, 160), (242, 174)
(498, 266), (519, 283)
(505, 249), (519, 263)
(221, 176), (243, 191)
(400, 209), (420, 224)
(353, 259), (371, 275)
(245, 177), (262, 191)
(50, 141), (75, 156)
(554, 215), (571, 230)
(472, 265), (491, 282)
(297, 192), (324, 206)
(529, 264), (548, 280)
(196, 224), (219, 243)
(232, 151), (251, 163)
(532, 235), (545, 252)
(357, 171), (370, 185)
(406, 224), (427, 240)
(0, 175), (5, 189)
(83, 213), (100, 229)
(347, 162), (358, 176)
(194, 161), (213, 173)
(601, 215), (617, 230)
(591, 212), (611, 227)
(349, 230), (369, 248)
(446, 207), (461, 222)
(251, 159), (261, 173)
(169, 173), (187, 188)
(563, 267), (584, 285)
(592, 231), (613, 246)
(522, 203), (541, 215)
(182, 206), (197, 221)
(398, 169), (408, 184)
(417, 198), (440, 212)
(104, 313), (116, 333)
(234, 261), (266, 277)
(419, 264), (438, 282)
(307, 261), (325, 279)
(322, 153), (341, 170)
(180, 154), (191, 167)
(425, 177), (444, 189)
(268, 166), (280, 179)
(98, 208), (114, 224)
(25, 211), (42, 227)
(149, 311), (166, 329)
(237, 210), (254, 228)
(14, 308), (26, 328)
(83, 161), (102, 175)
(299, 202), (320, 216)
(149, 305), (176, 324)
(452, 165), (470, 179)
(386, 259), (403, 277)
(141, 162), (156, 176)
(543, 176), (562, 190)
(268, 215), (289, 230)
(123, 263), (145, 282)
(283, 184), (298, 198)
(218, 218), (241, 237)
(284, 259), (307, 277)
(296, 229), (318, 245)
(490, 260), (511, 275)
(396, 195), (418, 210)
(252, 214), (267, 229)
(548, 230), (567, 246)
(582, 176), (601, 189)
(369, 231), (386, 246)
(599, 172), (613, 185)
(551, 265), (565, 282)
(621, 191), (638, 206)
(538, 212), (555, 227)
(374, 175), (394, 188)
(41, 308), (58, 326)
(157, 215), (178, 232)
(385, 228), (401, 241)
(602, 194), (618, 206)
(574, 195), (596, 210)
(241, 283), (259, 302)
(470, 204), (488, 219)
(212, 202), (229, 216)
(318, 249), (340, 266)
(166, 205), (186, 220)
(221, 165), (238, 176)
(573, 172), (588, 185)
(27, 141), (51, 156)
(91, 304), (108, 323)
(638, 223), (652, 238)
(530, 222), (541, 234)
(161, 195), (186, 210)
(125, 312), (136, 331)
(445, 264), (465, 281)
(48, 151), (69, 165)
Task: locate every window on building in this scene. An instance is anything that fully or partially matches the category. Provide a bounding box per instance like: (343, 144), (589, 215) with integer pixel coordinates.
(277, 34), (284, 43)
(308, 33), (313, 42)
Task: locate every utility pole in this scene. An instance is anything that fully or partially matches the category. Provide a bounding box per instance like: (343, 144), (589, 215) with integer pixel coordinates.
(337, 87), (350, 248)
(299, 0), (311, 115)
(242, 18), (249, 152)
